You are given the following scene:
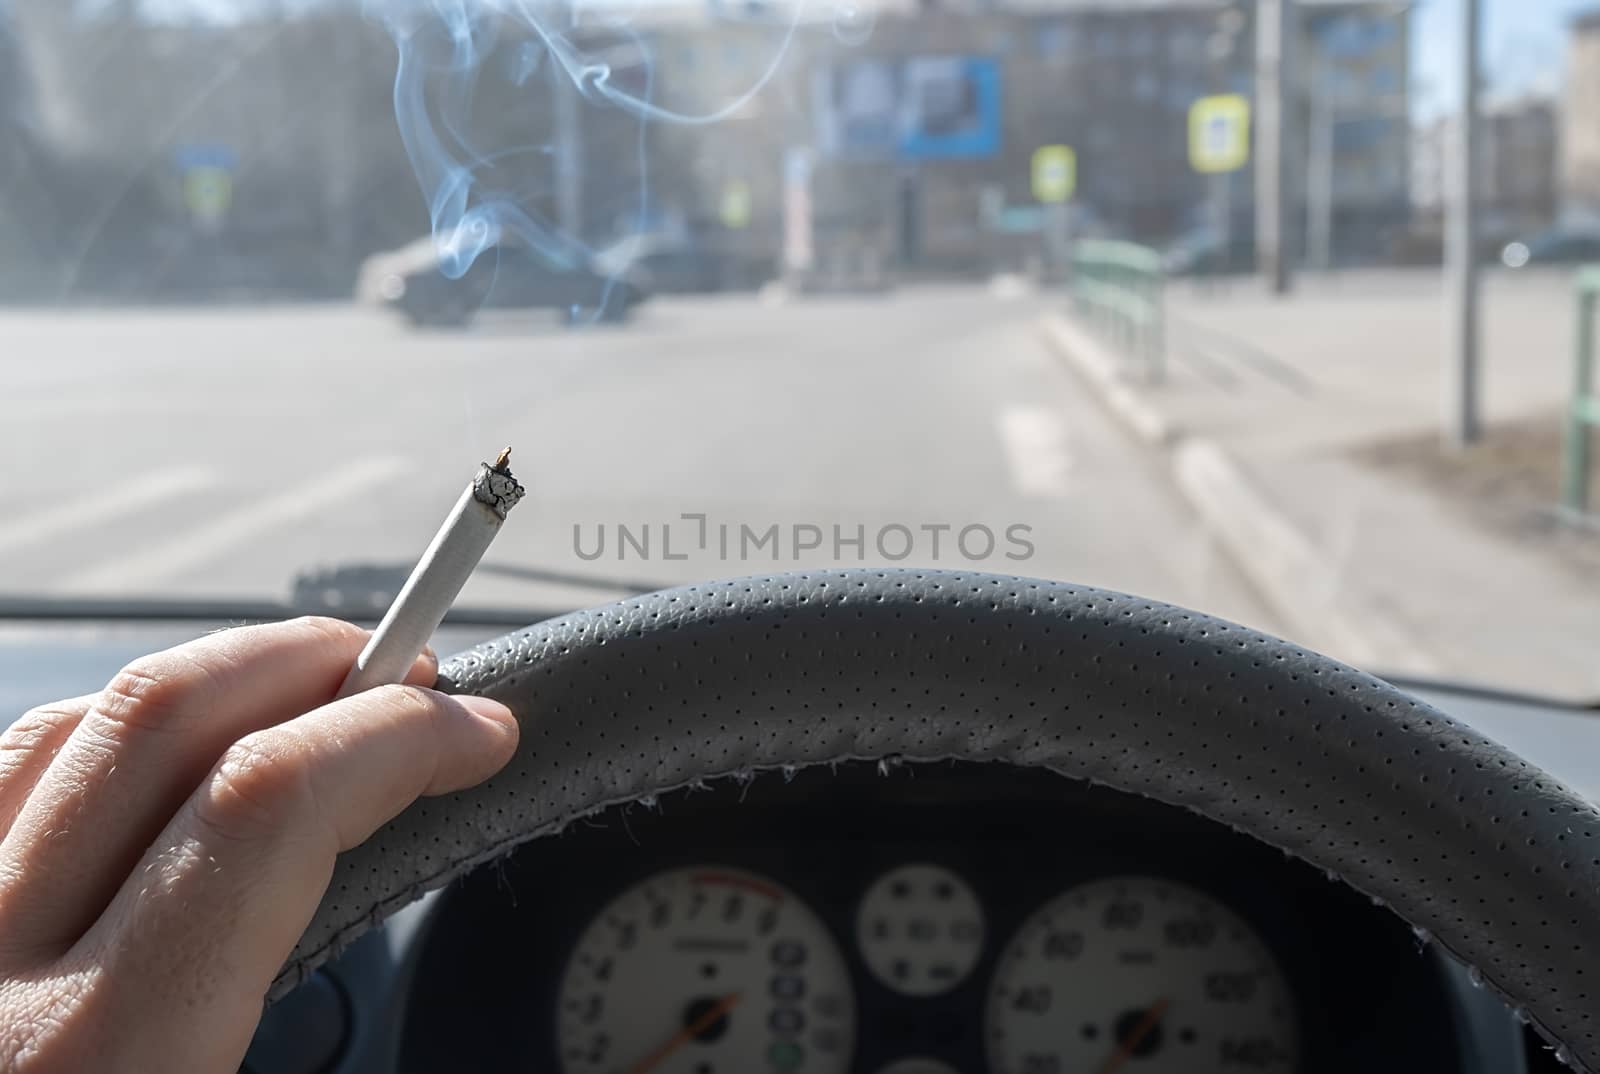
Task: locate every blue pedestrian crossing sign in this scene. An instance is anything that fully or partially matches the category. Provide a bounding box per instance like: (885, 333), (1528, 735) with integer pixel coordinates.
(1031, 145), (1076, 204)
(1188, 95), (1250, 174)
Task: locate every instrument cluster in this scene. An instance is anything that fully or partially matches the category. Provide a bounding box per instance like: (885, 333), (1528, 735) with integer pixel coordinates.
(555, 864), (1296, 1074)
(399, 765), (1465, 1074)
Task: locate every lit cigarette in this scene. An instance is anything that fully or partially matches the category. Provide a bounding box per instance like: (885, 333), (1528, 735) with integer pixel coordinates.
(339, 448), (525, 697)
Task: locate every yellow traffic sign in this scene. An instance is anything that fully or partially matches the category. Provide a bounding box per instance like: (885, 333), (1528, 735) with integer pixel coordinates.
(720, 179), (752, 230)
(1031, 145), (1076, 204)
(183, 165), (233, 224)
(1188, 94), (1250, 174)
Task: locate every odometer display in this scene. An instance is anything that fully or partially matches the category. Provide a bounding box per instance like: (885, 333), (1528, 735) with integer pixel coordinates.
(557, 867), (854, 1074)
(986, 877), (1297, 1073)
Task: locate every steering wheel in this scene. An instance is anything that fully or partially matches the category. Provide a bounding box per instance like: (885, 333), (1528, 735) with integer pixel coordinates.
(271, 569), (1600, 1071)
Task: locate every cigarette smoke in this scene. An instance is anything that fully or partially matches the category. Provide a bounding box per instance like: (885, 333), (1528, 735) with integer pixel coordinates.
(364, 0), (813, 290)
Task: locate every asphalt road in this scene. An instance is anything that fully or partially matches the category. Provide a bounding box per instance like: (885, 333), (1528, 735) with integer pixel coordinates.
(0, 285), (1282, 635)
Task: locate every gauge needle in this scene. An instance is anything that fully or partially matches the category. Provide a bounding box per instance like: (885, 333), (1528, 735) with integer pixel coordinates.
(625, 992), (743, 1074)
(1093, 996), (1172, 1074)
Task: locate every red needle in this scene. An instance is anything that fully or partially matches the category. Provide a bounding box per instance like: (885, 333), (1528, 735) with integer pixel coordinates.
(1094, 996), (1172, 1074)
(625, 992), (742, 1074)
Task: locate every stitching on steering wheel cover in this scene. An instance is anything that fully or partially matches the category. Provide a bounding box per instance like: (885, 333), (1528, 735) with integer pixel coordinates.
(272, 568), (1600, 1071)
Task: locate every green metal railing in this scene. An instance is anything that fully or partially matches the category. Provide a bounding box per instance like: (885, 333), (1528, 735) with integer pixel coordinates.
(1567, 269), (1600, 516)
(1071, 239), (1166, 383)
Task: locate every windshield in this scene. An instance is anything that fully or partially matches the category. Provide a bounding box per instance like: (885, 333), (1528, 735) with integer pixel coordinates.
(0, 0), (1595, 703)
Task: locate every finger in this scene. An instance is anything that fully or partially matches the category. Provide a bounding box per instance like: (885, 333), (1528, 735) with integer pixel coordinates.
(0, 618), (437, 961)
(0, 694), (94, 840)
(81, 685), (517, 1073)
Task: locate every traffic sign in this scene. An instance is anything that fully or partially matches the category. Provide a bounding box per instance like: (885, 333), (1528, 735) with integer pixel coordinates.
(1188, 94), (1250, 173)
(183, 165), (232, 226)
(719, 179), (752, 230)
(175, 143), (236, 230)
(1031, 145), (1076, 203)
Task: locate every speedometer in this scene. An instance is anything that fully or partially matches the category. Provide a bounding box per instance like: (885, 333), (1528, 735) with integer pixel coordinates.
(557, 866), (855, 1074)
(986, 876), (1297, 1074)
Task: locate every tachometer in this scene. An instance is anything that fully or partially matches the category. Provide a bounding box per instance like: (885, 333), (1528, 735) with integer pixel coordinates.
(558, 866), (855, 1074)
(986, 876), (1297, 1074)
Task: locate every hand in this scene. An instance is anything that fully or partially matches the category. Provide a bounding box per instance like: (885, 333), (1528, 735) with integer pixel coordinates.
(0, 617), (519, 1072)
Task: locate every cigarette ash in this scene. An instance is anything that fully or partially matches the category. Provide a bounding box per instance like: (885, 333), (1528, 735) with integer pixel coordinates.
(473, 449), (526, 520)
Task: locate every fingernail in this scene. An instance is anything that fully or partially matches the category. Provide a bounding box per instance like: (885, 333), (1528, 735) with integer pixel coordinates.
(422, 644), (438, 664)
(455, 694), (515, 726)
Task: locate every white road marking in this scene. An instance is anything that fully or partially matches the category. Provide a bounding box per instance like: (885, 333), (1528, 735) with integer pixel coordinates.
(64, 456), (408, 593)
(0, 464), (217, 557)
(988, 273), (1035, 300)
(997, 406), (1074, 498)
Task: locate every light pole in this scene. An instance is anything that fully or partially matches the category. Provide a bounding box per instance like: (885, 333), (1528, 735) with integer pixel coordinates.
(1306, 63), (1333, 271)
(1207, 10), (1244, 270)
(1256, 0), (1296, 294)
(1444, 0), (1482, 447)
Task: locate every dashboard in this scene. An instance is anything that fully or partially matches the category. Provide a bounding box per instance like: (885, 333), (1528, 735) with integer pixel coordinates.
(395, 764), (1470, 1074)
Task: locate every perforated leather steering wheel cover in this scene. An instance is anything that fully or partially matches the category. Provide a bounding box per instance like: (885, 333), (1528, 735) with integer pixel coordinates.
(275, 569), (1600, 1071)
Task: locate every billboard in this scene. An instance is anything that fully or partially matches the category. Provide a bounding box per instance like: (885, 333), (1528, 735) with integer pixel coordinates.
(813, 56), (1001, 161)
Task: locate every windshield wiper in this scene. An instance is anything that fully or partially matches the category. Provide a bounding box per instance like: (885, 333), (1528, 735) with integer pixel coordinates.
(0, 560), (661, 628)
(0, 594), (565, 627)
(1383, 674), (1600, 713)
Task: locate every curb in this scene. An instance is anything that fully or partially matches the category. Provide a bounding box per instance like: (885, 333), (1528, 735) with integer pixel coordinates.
(1169, 439), (1441, 674)
(1038, 315), (1175, 446)
(1039, 313), (1440, 676)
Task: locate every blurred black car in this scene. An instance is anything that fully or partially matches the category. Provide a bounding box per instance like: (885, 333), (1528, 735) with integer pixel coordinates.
(382, 243), (648, 327)
(593, 233), (772, 294)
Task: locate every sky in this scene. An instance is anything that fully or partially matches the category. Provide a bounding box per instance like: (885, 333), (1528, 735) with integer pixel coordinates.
(1412, 0), (1594, 118)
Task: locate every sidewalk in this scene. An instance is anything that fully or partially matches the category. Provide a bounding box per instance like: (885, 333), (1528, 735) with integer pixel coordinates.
(1042, 267), (1600, 701)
